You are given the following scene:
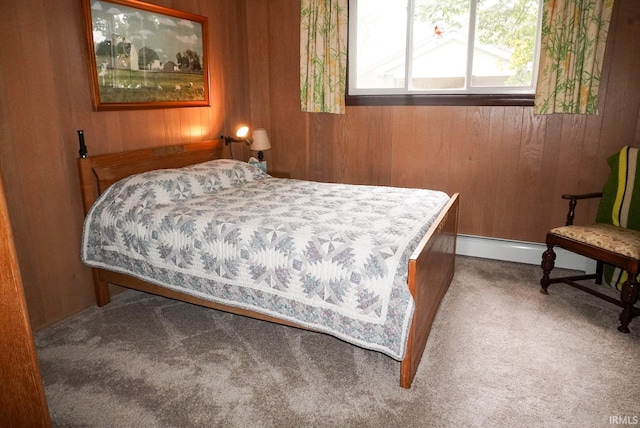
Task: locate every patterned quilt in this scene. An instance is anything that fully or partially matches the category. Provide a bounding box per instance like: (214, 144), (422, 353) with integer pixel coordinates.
(81, 160), (450, 360)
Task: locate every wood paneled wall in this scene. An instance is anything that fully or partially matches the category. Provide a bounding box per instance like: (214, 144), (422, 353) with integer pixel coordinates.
(247, 0), (640, 243)
(0, 0), (251, 329)
(0, 0), (638, 329)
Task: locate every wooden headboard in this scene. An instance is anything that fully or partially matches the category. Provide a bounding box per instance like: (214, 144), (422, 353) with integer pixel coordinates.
(77, 139), (226, 215)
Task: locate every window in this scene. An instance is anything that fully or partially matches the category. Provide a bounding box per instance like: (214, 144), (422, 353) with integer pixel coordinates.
(348, 0), (543, 105)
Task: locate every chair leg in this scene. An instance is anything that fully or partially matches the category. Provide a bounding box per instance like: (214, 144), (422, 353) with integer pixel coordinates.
(540, 245), (556, 295)
(618, 274), (639, 333)
(595, 260), (604, 285)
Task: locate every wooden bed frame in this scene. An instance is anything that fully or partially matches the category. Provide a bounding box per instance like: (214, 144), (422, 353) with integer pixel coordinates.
(77, 138), (460, 389)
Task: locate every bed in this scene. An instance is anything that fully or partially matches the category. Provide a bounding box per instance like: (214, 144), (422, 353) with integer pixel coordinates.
(77, 138), (459, 389)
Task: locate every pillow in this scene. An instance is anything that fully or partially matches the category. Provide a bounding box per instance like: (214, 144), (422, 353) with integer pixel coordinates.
(108, 159), (268, 206)
(596, 146), (640, 229)
(595, 146), (640, 289)
(185, 159), (268, 193)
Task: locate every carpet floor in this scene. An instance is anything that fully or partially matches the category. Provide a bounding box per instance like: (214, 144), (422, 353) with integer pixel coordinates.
(35, 256), (640, 427)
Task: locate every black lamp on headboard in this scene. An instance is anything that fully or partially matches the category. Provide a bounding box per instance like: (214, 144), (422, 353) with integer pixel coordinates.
(222, 125), (272, 162)
(221, 125), (251, 146)
(221, 125), (252, 160)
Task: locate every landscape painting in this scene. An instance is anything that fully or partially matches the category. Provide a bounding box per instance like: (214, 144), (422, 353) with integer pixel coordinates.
(83, 0), (209, 110)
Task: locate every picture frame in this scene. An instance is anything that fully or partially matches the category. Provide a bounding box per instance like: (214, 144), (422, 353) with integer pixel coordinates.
(82, 0), (209, 111)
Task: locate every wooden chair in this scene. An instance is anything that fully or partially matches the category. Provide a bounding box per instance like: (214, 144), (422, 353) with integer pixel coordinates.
(540, 146), (640, 333)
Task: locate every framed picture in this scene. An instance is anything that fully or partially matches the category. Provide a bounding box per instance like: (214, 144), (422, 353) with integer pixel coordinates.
(82, 0), (209, 111)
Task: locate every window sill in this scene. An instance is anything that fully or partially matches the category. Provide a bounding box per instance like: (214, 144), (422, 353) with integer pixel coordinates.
(345, 93), (535, 107)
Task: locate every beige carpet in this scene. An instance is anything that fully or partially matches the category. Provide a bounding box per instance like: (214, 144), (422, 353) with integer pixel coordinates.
(35, 256), (640, 427)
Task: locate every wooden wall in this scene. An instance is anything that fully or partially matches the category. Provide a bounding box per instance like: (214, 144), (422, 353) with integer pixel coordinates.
(247, 0), (640, 243)
(0, 0), (251, 329)
(0, 0), (638, 330)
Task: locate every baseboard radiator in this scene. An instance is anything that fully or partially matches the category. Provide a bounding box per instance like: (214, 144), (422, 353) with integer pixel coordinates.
(456, 234), (596, 273)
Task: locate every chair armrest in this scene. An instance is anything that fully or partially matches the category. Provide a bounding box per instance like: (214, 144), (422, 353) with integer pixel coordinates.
(561, 192), (603, 226)
(561, 192), (603, 200)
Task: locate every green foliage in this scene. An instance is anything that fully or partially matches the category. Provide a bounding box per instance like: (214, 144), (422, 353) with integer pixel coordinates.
(176, 50), (203, 72)
(138, 46), (159, 69)
(477, 0), (539, 84)
(95, 40), (113, 57)
(415, 0), (539, 85)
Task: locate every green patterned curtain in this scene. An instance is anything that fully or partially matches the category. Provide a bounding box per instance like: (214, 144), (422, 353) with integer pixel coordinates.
(534, 0), (614, 115)
(300, 0), (348, 114)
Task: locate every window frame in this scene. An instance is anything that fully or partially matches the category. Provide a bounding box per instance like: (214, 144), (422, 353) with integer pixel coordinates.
(346, 0), (542, 107)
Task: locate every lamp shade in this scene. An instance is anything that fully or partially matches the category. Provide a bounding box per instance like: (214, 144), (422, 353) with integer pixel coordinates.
(250, 128), (271, 152)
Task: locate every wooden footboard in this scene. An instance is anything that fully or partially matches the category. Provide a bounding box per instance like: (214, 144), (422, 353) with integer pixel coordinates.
(401, 193), (459, 388)
(78, 140), (459, 389)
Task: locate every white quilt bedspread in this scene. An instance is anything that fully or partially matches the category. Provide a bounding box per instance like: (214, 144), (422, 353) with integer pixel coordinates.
(82, 160), (450, 359)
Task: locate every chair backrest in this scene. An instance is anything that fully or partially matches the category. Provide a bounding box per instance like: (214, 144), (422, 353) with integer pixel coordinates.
(596, 146), (640, 230)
